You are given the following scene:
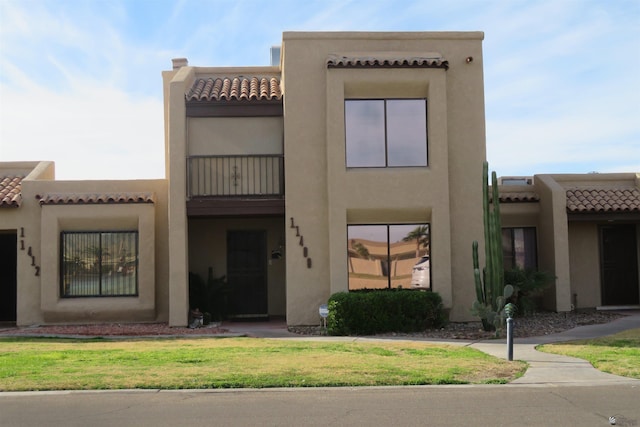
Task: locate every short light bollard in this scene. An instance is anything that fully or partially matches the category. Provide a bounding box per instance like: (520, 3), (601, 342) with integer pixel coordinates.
(319, 304), (329, 330)
(507, 317), (514, 361)
(504, 303), (516, 361)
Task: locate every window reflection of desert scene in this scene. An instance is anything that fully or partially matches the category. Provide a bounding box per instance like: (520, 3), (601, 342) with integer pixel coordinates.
(348, 224), (429, 290)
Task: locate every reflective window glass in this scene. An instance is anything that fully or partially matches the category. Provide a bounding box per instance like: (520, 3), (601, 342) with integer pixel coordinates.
(387, 100), (427, 166)
(502, 227), (537, 270)
(347, 225), (388, 289)
(345, 100), (386, 167)
(345, 99), (427, 168)
(348, 224), (430, 290)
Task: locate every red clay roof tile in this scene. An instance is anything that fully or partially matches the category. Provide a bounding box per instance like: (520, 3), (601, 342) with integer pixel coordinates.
(327, 54), (449, 69)
(498, 191), (540, 203)
(566, 188), (640, 213)
(38, 192), (155, 206)
(186, 76), (282, 102)
(0, 176), (24, 208)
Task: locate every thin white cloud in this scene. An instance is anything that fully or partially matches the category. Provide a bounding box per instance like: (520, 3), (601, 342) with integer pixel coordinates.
(0, 1), (165, 179)
(0, 0), (638, 181)
(488, 110), (639, 175)
(0, 81), (164, 180)
(479, 0), (639, 176)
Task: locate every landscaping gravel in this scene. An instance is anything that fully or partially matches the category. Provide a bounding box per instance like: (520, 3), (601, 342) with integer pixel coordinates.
(0, 311), (624, 340)
(0, 322), (228, 337)
(289, 311), (625, 340)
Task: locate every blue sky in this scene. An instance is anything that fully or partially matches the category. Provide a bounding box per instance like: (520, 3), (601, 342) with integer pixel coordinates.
(1, 0), (638, 180)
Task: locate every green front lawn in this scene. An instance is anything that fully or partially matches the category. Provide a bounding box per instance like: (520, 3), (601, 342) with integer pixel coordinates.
(0, 337), (525, 391)
(538, 328), (640, 379)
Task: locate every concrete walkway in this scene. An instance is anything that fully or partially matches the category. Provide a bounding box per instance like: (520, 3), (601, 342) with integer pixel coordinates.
(471, 312), (640, 385)
(223, 311), (640, 386)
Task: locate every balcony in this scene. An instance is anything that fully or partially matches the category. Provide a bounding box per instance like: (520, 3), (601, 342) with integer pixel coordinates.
(186, 155), (284, 216)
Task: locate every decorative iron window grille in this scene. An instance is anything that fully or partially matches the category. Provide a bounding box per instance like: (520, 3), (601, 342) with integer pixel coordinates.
(60, 231), (139, 297)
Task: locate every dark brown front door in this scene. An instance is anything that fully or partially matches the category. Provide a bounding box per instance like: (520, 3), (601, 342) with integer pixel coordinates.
(0, 232), (17, 322)
(227, 230), (268, 317)
(600, 225), (639, 306)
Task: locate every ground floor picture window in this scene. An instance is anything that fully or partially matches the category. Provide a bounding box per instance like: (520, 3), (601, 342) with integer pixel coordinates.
(60, 231), (138, 297)
(347, 224), (430, 290)
(502, 227), (537, 270)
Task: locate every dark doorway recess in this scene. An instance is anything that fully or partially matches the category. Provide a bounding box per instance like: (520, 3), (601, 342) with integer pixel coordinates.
(227, 230), (268, 318)
(0, 232), (18, 322)
(600, 225), (639, 306)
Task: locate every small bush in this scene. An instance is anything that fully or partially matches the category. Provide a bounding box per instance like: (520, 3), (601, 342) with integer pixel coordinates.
(504, 268), (555, 315)
(188, 268), (230, 321)
(327, 289), (445, 336)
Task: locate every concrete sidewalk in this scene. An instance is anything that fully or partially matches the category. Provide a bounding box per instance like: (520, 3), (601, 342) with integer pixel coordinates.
(223, 311), (640, 386)
(470, 311), (640, 385)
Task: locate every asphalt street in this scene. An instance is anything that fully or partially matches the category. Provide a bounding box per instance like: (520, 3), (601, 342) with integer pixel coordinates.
(1, 384), (639, 427)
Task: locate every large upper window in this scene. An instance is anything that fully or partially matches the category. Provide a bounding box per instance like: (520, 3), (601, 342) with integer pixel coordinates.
(345, 99), (427, 167)
(60, 231), (138, 297)
(502, 227), (537, 270)
(347, 224), (430, 290)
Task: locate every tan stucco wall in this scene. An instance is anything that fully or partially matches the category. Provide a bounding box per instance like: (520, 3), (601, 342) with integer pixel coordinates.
(551, 172), (640, 310)
(164, 66), (193, 326)
(281, 32), (486, 324)
(568, 222), (601, 308)
(163, 34), (636, 326)
(2, 163), (170, 326)
(188, 217), (286, 316)
(0, 161), (55, 180)
(534, 175), (571, 311)
(499, 194), (540, 229)
(164, 64), (285, 326)
(188, 117), (283, 156)
(328, 69), (450, 302)
(0, 162), (55, 325)
(40, 203), (156, 323)
(498, 173), (640, 312)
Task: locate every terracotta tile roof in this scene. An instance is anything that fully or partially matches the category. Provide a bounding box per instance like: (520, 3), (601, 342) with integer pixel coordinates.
(498, 191), (540, 203)
(38, 192), (155, 206)
(327, 54), (449, 70)
(490, 190), (539, 203)
(0, 176), (24, 208)
(186, 77), (282, 102)
(567, 188), (640, 213)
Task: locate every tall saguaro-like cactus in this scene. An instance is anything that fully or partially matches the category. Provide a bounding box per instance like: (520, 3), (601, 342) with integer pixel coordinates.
(472, 162), (513, 332)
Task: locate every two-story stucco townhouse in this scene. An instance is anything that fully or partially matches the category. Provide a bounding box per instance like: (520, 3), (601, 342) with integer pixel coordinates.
(1, 31), (638, 327)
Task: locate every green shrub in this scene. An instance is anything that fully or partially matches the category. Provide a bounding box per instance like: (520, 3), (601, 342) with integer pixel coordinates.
(189, 268), (230, 321)
(327, 289), (445, 336)
(504, 267), (555, 315)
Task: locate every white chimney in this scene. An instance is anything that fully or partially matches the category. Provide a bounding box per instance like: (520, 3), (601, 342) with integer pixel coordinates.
(270, 46), (281, 67)
(172, 58), (188, 70)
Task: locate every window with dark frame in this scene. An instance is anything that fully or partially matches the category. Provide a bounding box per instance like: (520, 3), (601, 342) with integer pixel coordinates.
(345, 99), (428, 167)
(347, 224), (430, 290)
(502, 227), (537, 270)
(60, 231), (139, 297)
